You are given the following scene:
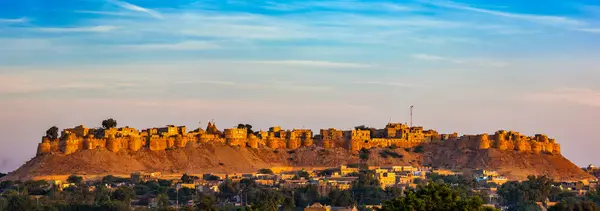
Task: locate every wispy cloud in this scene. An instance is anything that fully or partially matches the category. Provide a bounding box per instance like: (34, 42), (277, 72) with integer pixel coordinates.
(575, 28), (600, 33)
(527, 87), (600, 107)
(108, 0), (163, 19)
(175, 80), (237, 86)
(74, 10), (142, 17)
(0, 73), (141, 94)
(425, 0), (583, 26)
(412, 54), (462, 63)
(270, 81), (335, 92)
(247, 60), (372, 68)
(122, 41), (220, 51)
(0, 17), (28, 24)
(353, 81), (421, 88)
(38, 25), (117, 33)
(264, 1), (416, 12)
(412, 53), (508, 67)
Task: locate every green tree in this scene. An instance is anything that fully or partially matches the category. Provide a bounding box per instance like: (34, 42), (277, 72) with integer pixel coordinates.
(281, 192), (296, 211)
(134, 185), (150, 196)
(156, 193), (170, 209)
(99, 201), (131, 211)
(355, 125), (370, 131)
(0, 197), (7, 211)
(253, 189), (283, 211)
(4, 192), (34, 211)
(258, 169), (274, 174)
(293, 170), (310, 180)
(498, 175), (553, 210)
(181, 173), (193, 184)
(195, 194), (218, 211)
(24, 180), (50, 196)
(359, 148), (370, 164)
(102, 175), (117, 185)
(218, 179), (241, 202)
(384, 186), (404, 201)
(102, 118), (118, 129)
(67, 175), (84, 184)
(112, 186), (136, 204)
(95, 185), (112, 205)
(329, 189), (354, 207)
(549, 198), (600, 211)
(158, 179), (172, 187)
(237, 123), (254, 134)
(379, 182), (494, 211)
(352, 171), (386, 205)
(46, 126), (59, 139)
(294, 185), (320, 207)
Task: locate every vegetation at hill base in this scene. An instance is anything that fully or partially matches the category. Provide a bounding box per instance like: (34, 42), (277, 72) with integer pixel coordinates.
(496, 175), (600, 211)
(0, 167), (504, 211)
(378, 182), (496, 211)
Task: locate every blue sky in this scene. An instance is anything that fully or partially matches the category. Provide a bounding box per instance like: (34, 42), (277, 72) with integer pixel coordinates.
(1, 0), (600, 172)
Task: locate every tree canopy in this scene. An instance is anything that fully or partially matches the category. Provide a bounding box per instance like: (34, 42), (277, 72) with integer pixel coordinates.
(293, 170), (310, 180)
(46, 126), (59, 139)
(112, 186), (136, 205)
(354, 125), (371, 131)
(67, 175), (84, 184)
(359, 148), (370, 163)
(498, 175), (553, 211)
(102, 118), (118, 129)
(549, 197), (600, 211)
(379, 182), (496, 211)
(181, 173), (199, 184)
(258, 168), (274, 174)
(196, 194), (218, 211)
(237, 123), (254, 134)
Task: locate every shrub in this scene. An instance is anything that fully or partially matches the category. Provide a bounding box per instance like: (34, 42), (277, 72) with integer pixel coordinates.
(258, 168), (274, 174)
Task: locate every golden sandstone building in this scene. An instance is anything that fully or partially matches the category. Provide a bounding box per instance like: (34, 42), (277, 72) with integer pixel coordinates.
(37, 121), (561, 156)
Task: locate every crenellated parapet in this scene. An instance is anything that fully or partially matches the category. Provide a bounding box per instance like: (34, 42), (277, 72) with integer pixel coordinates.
(35, 122), (562, 156)
(456, 130), (561, 155)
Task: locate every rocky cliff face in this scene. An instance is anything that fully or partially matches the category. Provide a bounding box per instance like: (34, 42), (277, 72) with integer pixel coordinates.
(6, 142), (593, 182)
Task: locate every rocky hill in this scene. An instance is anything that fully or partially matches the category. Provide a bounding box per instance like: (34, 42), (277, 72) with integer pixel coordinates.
(4, 142), (593, 182)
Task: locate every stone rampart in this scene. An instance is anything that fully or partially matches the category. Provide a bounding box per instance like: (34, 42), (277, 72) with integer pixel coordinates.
(287, 139), (300, 150)
(36, 125), (562, 156)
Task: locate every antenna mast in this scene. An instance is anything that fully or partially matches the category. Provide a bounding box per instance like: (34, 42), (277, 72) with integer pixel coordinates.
(410, 105), (414, 127)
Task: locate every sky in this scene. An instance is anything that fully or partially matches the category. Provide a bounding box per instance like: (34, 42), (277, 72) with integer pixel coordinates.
(1, 0), (600, 173)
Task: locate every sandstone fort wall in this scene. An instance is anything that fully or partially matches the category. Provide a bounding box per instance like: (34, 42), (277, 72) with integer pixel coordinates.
(36, 123), (561, 156)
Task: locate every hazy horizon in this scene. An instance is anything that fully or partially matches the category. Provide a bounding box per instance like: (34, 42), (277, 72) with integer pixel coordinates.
(1, 0), (600, 172)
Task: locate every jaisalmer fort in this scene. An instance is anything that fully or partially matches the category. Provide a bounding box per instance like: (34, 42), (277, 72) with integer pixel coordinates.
(37, 120), (562, 156)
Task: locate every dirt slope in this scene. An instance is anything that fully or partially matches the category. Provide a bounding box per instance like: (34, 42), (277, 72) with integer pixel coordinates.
(4, 143), (594, 181)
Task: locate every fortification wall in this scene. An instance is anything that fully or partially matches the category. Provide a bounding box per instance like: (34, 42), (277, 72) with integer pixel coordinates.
(301, 139), (313, 147)
(226, 138), (247, 147)
(515, 140), (532, 152)
(266, 138), (286, 149)
(457, 133), (560, 155)
(321, 139), (335, 149)
(149, 137), (167, 151)
(287, 138), (300, 150)
(37, 139), (52, 156)
(61, 138), (83, 155)
(247, 136), (259, 149)
(128, 137), (143, 152)
(35, 126), (562, 156)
